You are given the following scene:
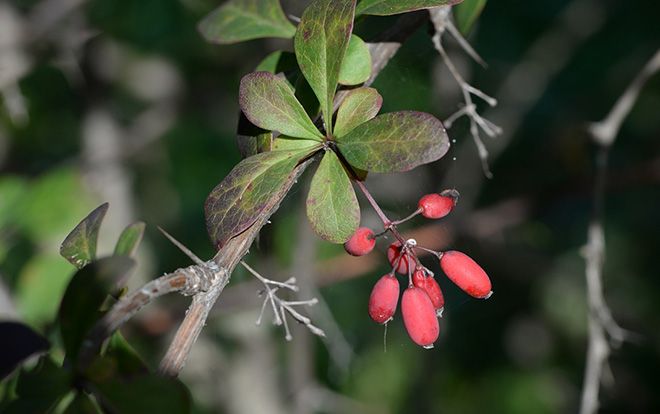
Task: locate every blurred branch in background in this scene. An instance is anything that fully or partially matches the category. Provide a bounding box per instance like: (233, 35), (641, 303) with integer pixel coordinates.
(580, 48), (660, 414)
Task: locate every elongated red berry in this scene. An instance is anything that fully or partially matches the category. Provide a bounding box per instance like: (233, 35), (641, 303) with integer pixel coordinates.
(368, 274), (400, 324)
(402, 286), (439, 348)
(387, 242), (412, 274)
(412, 268), (444, 311)
(344, 227), (376, 256)
(418, 191), (458, 219)
(440, 251), (492, 299)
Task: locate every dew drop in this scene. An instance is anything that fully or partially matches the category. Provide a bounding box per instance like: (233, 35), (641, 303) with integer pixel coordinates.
(452, 157), (457, 161)
(422, 344), (435, 350)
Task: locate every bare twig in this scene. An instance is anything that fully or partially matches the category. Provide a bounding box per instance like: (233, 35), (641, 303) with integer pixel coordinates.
(579, 49), (660, 414)
(430, 7), (501, 178)
(241, 261), (325, 340)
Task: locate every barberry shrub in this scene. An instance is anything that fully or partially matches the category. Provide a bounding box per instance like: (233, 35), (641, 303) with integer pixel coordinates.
(1, 0), (493, 411)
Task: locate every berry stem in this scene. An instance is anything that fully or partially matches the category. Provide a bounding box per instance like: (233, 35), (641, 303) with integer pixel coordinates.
(391, 208), (422, 226)
(354, 180), (406, 244)
(414, 245), (443, 258)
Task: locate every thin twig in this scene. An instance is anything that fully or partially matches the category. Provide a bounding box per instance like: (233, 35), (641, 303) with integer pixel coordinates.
(579, 48), (659, 414)
(242, 261), (325, 340)
(430, 7), (501, 178)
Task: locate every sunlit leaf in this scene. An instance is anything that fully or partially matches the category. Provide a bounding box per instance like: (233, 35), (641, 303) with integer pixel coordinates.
(58, 257), (136, 362)
(205, 149), (314, 248)
(113, 222), (146, 258)
(92, 375), (191, 414)
(334, 87), (382, 137)
(294, 0), (357, 134)
(15, 168), (94, 242)
(306, 151), (360, 243)
(198, 0), (295, 44)
(239, 72), (323, 141)
(16, 254), (75, 326)
(272, 136), (324, 152)
(0, 322), (49, 380)
(337, 111), (449, 172)
(454, 0), (487, 34)
(356, 0), (460, 16)
(338, 35), (372, 85)
(60, 203), (109, 269)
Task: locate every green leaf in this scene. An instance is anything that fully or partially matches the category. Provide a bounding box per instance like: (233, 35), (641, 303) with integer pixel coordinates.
(255, 50), (298, 74)
(236, 113), (273, 158)
(4, 357), (70, 414)
(0, 322), (50, 380)
(306, 151), (360, 243)
(334, 87), (382, 137)
(205, 149), (314, 248)
(58, 257), (136, 362)
(356, 0), (460, 16)
(92, 375), (191, 414)
(14, 168), (94, 242)
(198, 0), (295, 44)
(63, 392), (99, 414)
(113, 222), (146, 258)
(294, 0), (357, 135)
(16, 254), (76, 326)
(240, 72), (323, 141)
(454, 0), (487, 34)
(338, 35), (372, 85)
(105, 333), (148, 378)
(336, 111), (449, 172)
(0, 176), (27, 229)
(272, 136), (324, 152)
(60, 203), (109, 269)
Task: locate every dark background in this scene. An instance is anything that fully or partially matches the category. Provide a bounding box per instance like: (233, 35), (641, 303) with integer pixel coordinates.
(1, 0), (659, 412)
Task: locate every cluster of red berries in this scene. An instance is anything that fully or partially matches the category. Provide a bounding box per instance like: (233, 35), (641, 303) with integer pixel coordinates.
(344, 190), (492, 348)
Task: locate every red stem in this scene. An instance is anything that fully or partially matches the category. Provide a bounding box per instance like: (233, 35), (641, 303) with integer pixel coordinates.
(354, 180), (406, 244)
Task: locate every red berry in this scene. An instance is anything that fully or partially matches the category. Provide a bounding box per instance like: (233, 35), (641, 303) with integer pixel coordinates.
(440, 251), (492, 299)
(344, 227), (376, 256)
(368, 274), (400, 324)
(418, 192), (457, 219)
(387, 242), (412, 274)
(412, 268), (445, 311)
(402, 286), (439, 348)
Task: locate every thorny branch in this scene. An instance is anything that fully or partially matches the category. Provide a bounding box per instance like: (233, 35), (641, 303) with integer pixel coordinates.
(430, 7), (502, 178)
(579, 49), (660, 414)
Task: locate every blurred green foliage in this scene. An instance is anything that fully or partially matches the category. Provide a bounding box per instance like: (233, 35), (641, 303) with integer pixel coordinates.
(1, 0), (660, 413)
